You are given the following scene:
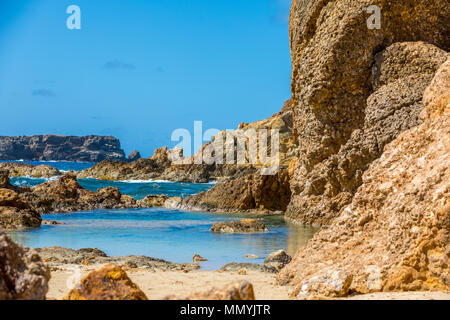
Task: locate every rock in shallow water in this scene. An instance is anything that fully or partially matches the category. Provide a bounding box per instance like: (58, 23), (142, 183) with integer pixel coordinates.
(0, 229), (50, 300)
(210, 219), (268, 233)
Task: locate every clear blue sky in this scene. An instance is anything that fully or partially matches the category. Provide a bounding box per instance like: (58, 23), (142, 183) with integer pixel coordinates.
(0, 0), (292, 157)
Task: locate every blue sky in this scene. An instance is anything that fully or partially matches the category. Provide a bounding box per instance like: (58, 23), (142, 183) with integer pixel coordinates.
(0, 0), (292, 157)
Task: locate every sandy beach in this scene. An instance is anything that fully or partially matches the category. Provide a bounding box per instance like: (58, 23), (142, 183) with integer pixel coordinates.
(47, 264), (450, 300)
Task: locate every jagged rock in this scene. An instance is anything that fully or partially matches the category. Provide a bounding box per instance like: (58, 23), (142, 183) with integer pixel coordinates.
(21, 174), (140, 214)
(0, 206), (42, 230)
(0, 162), (61, 178)
(0, 135), (126, 162)
(63, 264), (148, 300)
(221, 262), (277, 274)
(182, 170), (291, 213)
(34, 246), (199, 271)
(264, 250), (292, 271)
(137, 194), (169, 207)
(287, 0), (450, 225)
(165, 281), (255, 300)
(210, 219), (268, 233)
(120, 194), (137, 206)
(0, 170), (41, 230)
(127, 150), (141, 162)
(0, 230), (50, 300)
(278, 58), (450, 296)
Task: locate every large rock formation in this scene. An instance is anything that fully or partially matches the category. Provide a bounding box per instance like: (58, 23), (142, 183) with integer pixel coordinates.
(0, 135), (126, 162)
(181, 170), (291, 213)
(165, 281), (255, 300)
(278, 58), (450, 297)
(0, 230), (50, 300)
(286, 0), (450, 225)
(77, 104), (297, 183)
(20, 174), (140, 215)
(0, 170), (42, 230)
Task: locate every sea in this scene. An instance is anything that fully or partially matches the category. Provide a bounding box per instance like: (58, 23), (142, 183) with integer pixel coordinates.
(3, 160), (318, 270)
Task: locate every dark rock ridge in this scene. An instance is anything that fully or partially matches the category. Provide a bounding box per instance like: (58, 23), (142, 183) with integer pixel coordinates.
(0, 230), (50, 300)
(287, 0), (450, 225)
(0, 135), (126, 162)
(35, 247), (199, 271)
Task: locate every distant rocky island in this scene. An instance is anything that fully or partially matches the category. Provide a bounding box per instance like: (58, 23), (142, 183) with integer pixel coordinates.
(0, 135), (128, 162)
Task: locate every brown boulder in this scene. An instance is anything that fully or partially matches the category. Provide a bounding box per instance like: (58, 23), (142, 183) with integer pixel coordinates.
(63, 264), (148, 300)
(0, 230), (50, 300)
(138, 194), (169, 207)
(182, 170), (291, 213)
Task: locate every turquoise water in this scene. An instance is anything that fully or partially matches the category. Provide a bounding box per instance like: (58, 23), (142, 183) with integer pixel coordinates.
(0, 160), (94, 172)
(4, 161), (318, 269)
(11, 177), (213, 200)
(8, 209), (317, 270)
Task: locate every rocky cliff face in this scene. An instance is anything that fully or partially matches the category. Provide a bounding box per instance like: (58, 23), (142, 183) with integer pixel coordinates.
(287, 0), (450, 225)
(279, 57), (450, 297)
(78, 103), (297, 183)
(0, 135), (126, 162)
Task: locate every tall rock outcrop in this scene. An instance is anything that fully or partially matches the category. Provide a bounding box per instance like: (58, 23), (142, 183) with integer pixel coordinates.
(287, 0), (450, 224)
(0, 135), (126, 162)
(278, 58), (450, 296)
(0, 230), (50, 300)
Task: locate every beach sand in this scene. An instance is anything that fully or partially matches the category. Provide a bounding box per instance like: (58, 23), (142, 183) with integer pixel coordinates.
(47, 264), (450, 300)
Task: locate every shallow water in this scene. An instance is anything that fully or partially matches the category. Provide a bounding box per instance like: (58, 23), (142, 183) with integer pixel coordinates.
(4, 160), (318, 269)
(8, 209), (318, 270)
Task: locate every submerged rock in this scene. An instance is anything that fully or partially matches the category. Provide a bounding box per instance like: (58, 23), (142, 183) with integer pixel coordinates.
(63, 264), (148, 300)
(0, 230), (50, 300)
(165, 281), (255, 300)
(211, 219), (268, 233)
